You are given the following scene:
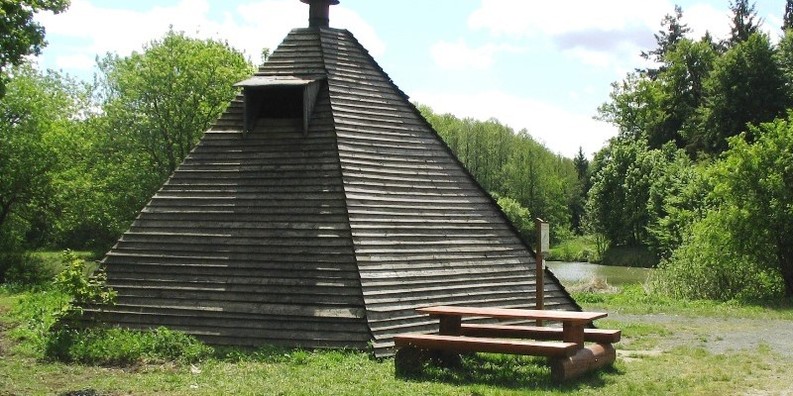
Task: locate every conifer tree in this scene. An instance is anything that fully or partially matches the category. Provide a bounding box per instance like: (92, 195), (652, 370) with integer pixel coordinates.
(728, 0), (761, 46)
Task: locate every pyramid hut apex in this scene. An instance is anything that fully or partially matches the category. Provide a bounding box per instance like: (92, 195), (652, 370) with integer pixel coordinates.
(93, 0), (580, 356)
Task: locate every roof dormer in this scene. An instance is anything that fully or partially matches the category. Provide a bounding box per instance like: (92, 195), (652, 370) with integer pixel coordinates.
(234, 75), (324, 136)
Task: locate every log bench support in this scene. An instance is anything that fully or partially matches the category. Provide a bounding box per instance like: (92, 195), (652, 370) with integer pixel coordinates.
(394, 333), (616, 381)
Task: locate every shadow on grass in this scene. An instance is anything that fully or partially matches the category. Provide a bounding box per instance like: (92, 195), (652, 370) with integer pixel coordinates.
(398, 352), (622, 391)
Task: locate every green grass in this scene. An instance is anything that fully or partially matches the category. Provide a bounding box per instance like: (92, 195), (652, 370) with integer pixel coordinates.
(573, 284), (793, 320)
(547, 235), (600, 262)
(2, 286), (793, 395)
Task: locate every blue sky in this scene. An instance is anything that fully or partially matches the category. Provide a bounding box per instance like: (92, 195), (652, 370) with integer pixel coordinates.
(35, 0), (785, 158)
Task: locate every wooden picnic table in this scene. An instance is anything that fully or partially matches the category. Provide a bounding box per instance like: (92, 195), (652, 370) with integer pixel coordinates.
(394, 305), (620, 381)
(417, 305), (608, 347)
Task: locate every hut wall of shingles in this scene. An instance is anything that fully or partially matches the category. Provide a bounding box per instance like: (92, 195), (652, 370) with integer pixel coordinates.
(93, 26), (579, 356)
(317, 28), (577, 355)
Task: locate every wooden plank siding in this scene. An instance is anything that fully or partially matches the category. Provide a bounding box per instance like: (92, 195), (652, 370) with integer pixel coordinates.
(95, 36), (372, 348)
(91, 26), (579, 356)
(317, 28), (578, 355)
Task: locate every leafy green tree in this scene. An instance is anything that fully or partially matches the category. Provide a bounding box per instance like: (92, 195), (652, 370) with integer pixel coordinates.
(0, 0), (69, 97)
(645, 145), (709, 258)
(97, 29), (253, 178)
(692, 33), (786, 155)
(656, 115), (793, 300)
(654, 38), (717, 149)
(776, 29), (793, 105)
(586, 138), (656, 247)
(0, 64), (84, 250)
(728, 0), (761, 46)
(713, 117), (793, 296)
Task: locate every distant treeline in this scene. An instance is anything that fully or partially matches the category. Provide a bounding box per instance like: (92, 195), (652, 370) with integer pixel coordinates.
(418, 106), (587, 244)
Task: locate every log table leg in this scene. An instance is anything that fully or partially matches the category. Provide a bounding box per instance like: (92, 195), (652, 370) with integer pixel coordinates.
(562, 322), (585, 347)
(550, 343), (616, 381)
(435, 315), (463, 367)
(438, 315), (462, 335)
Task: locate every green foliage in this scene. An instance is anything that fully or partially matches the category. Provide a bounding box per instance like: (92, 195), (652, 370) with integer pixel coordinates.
(654, 210), (784, 301)
(0, 0), (69, 96)
(0, 251), (56, 286)
(728, 0), (761, 46)
(547, 235), (599, 262)
(97, 29), (254, 177)
(53, 250), (115, 310)
(493, 195), (533, 242)
(44, 30), (254, 251)
(8, 288), (71, 354)
(655, 114), (793, 300)
(420, 105), (578, 242)
(694, 33), (787, 155)
(585, 137), (661, 247)
(0, 64), (87, 251)
(600, 245), (658, 268)
(47, 326), (213, 365)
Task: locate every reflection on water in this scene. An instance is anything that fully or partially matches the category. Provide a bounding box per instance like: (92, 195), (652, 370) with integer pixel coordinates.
(545, 261), (652, 287)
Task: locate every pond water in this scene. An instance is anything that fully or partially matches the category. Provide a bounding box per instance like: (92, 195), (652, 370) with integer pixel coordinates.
(545, 261), (653, 286)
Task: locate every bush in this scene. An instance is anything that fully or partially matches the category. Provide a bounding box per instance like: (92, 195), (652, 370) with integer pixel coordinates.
(652, 210), (785, 301)
(47, 327), (213, 365)
(601, 245), (658, 268)
(0, 251), (58, 287)
(547, 235), (600, 262)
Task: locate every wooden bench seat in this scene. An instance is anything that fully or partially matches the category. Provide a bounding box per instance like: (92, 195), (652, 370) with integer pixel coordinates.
(394, 333), (579, 358)
(459, 323), (621, 344)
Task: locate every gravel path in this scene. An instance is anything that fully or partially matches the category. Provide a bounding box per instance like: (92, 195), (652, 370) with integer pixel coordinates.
(611, 312), (793, 358)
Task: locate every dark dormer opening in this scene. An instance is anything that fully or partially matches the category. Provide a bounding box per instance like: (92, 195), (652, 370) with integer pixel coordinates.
(252, 86), (303, 119)
(234, 76), (324, 135)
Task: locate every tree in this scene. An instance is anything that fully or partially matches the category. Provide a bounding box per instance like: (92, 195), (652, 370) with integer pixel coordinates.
(783, 0), (793, 31)
(714, 117), (793, 297)
(693, 33), (787, 155)
(0, 64), (84, 250)
(0, 0), (69, 97)
(585, 137), (661, 248)
(97, 30), (253, 179)
(641, 5), (691, 79)
(570, 147), (589, 234)
(656, 115), (793, 300)
(728, 0), (761, 46)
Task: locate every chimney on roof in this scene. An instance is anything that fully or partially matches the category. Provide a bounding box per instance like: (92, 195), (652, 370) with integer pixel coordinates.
(300, 0), (339, 28)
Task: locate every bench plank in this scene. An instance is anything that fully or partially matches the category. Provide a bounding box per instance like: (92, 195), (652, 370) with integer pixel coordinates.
(460, 324), (621, 344)
(394, 333), (579, 358)
(416, 306), (607, 324)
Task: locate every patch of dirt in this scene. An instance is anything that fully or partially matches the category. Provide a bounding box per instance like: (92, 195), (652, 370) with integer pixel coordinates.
(612, 313), (793, 359)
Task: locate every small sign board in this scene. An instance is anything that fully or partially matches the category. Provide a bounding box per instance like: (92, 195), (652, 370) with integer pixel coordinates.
(539, 222), (550, 254)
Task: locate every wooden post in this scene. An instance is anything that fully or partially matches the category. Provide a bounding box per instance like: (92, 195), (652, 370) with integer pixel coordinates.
(535, 218), (549, 324)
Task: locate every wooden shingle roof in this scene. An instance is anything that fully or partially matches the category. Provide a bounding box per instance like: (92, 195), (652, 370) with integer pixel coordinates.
(95, 25), (579, 356)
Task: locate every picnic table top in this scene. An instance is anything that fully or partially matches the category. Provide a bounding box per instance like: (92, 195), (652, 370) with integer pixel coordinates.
(416, 305), (607, 324)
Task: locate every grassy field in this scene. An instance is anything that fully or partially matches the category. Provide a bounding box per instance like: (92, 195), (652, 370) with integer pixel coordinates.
(1, 285), (792, 395)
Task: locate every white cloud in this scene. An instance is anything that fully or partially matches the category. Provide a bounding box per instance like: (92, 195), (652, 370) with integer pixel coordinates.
(685, 4), (731, 42)
(36, 0), (384, 72)
(430, 39), (523, 71)
(411, 89), (617, 158)
(468, 0), (671, 37)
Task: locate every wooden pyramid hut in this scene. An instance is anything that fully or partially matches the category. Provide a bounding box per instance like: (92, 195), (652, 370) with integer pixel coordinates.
(93, 0), (580, 356)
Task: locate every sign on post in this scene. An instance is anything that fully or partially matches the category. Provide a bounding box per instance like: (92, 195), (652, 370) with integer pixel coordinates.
(534, 218), (548, 314)
(539, 221), (550, 255)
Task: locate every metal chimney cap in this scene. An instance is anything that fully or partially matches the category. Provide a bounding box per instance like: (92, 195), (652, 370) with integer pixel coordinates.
(300, 0), (340, 4)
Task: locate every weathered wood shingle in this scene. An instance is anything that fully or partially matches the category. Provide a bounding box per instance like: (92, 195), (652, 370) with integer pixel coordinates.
(94, 26), (578, 356)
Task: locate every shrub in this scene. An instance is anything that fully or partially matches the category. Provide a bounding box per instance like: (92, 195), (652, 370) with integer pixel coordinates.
(0, 251), (58, 287)
(652, 210), (784, 301)
(48, 327), (213, 365)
